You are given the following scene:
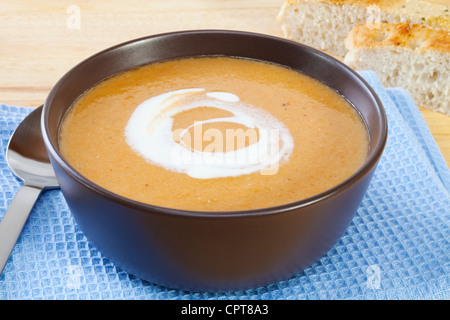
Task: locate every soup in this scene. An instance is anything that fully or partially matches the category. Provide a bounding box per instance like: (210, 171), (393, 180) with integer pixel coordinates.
(58, 56), (369, 211)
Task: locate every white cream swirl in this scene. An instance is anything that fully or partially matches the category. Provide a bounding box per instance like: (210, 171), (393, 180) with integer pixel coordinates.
(125, 88), (293, 179)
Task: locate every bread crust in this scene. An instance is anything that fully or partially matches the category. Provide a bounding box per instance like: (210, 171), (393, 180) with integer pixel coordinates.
(346, 22), (450, 52)
(285, 0), (403, 7)
(280, 0), (450, 31)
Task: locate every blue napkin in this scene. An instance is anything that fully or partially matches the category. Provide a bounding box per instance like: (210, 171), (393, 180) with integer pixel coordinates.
(0, 71), (449, 300)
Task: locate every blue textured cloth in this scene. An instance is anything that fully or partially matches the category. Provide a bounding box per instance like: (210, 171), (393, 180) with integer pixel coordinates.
(0, 71), (448, 300)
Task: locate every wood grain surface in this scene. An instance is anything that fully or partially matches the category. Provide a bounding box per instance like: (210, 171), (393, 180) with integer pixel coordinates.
(0, 0), (448, 166)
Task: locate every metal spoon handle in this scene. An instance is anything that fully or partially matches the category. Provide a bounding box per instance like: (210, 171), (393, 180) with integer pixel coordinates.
(0, 184), (42, 274)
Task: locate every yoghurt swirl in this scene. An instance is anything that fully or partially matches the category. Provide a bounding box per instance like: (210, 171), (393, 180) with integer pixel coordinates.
(125, 88), (294, 179)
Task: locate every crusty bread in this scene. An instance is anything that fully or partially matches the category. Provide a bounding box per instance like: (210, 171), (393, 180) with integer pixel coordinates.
(344, 22), (450, 115)
(277, 0), (450, 56)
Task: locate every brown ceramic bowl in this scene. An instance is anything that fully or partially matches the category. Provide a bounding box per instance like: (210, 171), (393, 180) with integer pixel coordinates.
(41, 30), (387, 292)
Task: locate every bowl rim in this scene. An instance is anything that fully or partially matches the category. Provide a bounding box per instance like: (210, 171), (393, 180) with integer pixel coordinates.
(42, 29), (388, 218)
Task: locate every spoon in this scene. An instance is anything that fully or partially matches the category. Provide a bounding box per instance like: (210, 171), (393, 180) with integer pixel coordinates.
(0, 105), (59, 275)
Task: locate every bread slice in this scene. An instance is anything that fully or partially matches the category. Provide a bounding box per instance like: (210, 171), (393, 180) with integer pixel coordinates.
(277, 0), (450, 56)
(344, 22), (450, 115)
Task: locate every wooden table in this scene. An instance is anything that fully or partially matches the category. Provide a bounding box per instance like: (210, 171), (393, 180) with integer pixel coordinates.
(1, 0), (449, 167)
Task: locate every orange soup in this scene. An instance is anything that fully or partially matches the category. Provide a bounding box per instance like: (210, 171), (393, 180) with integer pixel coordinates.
(59, 56), (369, 211)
